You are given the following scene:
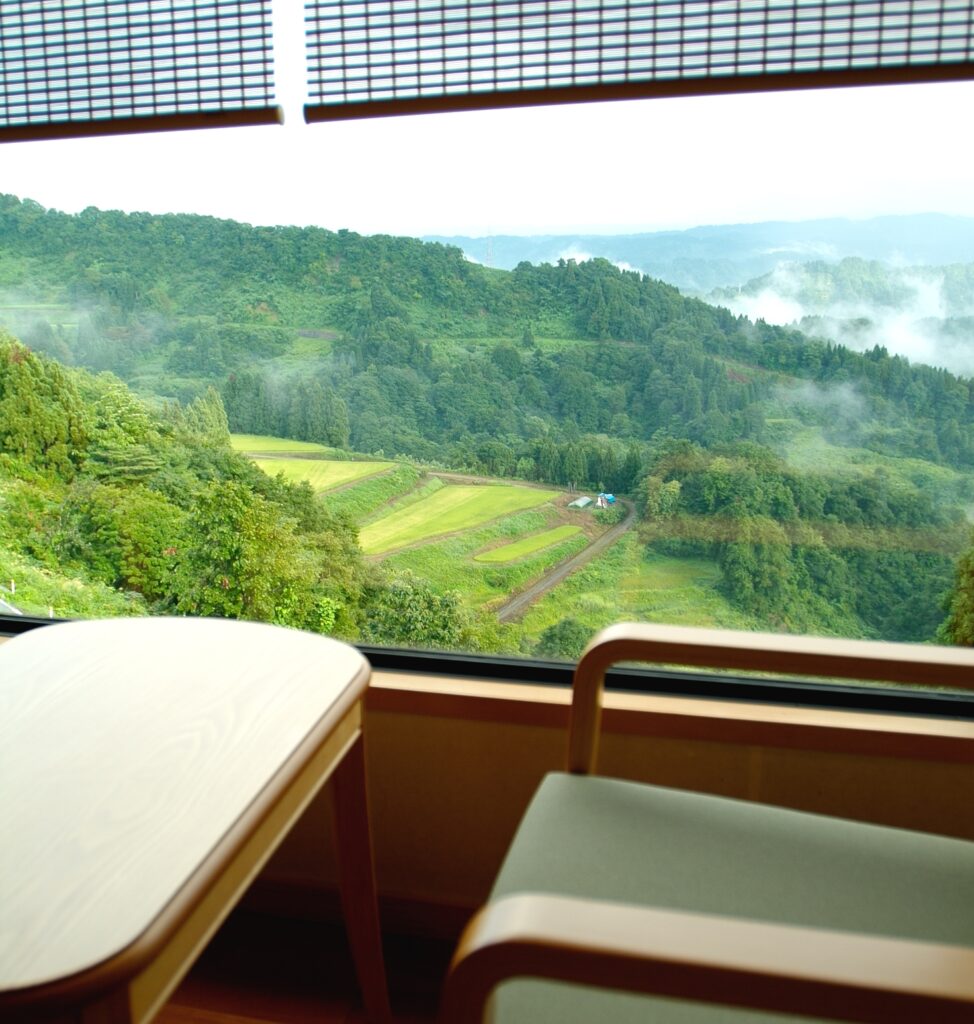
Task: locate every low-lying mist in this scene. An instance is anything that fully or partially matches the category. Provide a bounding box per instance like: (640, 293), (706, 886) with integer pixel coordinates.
(716, 259), (974, 377)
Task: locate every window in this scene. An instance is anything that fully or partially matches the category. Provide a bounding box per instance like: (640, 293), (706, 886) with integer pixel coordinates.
(1, 1), (974, 710)
(0, 1), (279, 141)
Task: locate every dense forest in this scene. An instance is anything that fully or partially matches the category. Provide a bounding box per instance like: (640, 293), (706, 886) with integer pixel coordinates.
(0, 331), (498, 650)
(2, 193), (974, 649)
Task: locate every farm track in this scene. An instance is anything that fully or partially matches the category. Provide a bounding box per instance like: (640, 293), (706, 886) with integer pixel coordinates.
(429, 470), (567, 493)
(244, 450), (352, 462)
(495, 499), (637, 622)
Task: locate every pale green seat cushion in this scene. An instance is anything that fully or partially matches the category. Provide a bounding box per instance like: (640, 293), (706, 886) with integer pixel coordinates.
(490, 772), (974, 1024)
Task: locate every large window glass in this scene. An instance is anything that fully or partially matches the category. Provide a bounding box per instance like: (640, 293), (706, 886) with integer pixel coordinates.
(1, 3), (973, 680)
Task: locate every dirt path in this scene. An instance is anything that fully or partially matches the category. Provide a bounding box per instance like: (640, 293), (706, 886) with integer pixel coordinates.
(496, 499), (637, 622)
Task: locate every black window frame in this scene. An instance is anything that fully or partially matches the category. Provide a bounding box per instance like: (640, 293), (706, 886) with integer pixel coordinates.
(4, 615), (973, 719)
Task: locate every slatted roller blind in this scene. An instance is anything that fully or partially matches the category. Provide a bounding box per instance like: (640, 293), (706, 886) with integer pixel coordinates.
(0, 1), (278, 142)
(305, 0), (974, 120)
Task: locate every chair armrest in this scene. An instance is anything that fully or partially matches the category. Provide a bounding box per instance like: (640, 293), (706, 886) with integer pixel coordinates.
(568, 622), (974, 773)
(440, 893), (974, 1024)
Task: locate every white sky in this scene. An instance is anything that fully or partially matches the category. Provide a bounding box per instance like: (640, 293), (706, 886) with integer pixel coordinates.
(2, 0), (972, 240)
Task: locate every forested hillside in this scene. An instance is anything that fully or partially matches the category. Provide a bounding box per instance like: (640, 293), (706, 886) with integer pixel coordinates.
(0, 333), (504, 650)
(3, 193), (974, 648)
(5, 194), (974, 471)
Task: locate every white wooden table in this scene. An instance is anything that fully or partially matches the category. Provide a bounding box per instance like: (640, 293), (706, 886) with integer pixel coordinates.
(0, 617), (390, 1024)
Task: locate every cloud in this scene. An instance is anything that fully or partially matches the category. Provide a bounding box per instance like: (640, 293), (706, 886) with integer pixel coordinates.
(763, 242), (839, 258)
(775, 380), (868, 424)
(557, 247), (593, 264)
(726, 289), (805, 325)
(722, 263), (974, 377)
(612, 259), (647, 276)
(772, 381), (872, 451)
(555, 248), (647, 277)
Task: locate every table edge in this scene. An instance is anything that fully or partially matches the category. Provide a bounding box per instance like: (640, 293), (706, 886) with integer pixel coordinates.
(0, 658), (369, 1014)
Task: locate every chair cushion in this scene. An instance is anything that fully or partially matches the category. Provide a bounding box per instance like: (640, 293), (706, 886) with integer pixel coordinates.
(490, 772), (974, 1023)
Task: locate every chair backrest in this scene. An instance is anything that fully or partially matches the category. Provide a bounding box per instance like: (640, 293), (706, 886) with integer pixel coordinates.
(568, 622), (974, 774)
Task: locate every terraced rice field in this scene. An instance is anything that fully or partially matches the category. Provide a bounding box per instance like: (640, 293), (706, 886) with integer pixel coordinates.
(252, 458), (393, 492)
(474, 525), (582, 563)
(359, 483), (560, 555)
(230, 434), (332, 453)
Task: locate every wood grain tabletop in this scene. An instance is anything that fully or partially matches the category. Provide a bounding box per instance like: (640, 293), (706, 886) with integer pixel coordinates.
(0, 617), (368, 994)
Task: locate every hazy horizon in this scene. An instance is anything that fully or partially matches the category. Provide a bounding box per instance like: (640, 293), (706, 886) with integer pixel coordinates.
(6, 187), (970, 242)
(2, 76), (972, 239)
(421, 210), (974, 242)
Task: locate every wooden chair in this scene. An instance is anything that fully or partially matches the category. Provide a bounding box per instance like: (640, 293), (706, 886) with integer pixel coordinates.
(441, 623), (974, 1024)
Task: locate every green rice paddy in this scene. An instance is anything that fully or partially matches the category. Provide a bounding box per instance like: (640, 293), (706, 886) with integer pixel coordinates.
(252, 458), (393, 492)
(474, 525), (582, 564)
(359, 484), (559, 555)
(230, 433), (332, 453)
(325, 463), (422, 520)
(232, 434), (752, 647)
(385, 509), (588, 608)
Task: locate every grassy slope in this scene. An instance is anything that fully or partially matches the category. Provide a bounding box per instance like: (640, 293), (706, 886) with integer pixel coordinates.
(326, 464), (423, 520)
(518, 536), (760, 649)
(0, 544), (145, 619)
(777, 426), (974, 516)
(0, 462), (146, 620)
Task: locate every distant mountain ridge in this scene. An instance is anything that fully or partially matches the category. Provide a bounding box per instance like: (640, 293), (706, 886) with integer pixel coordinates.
(426, 215), (974, 294)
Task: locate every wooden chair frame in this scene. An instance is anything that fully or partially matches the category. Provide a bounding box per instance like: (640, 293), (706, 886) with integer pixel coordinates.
(441, 623), (974, 1024)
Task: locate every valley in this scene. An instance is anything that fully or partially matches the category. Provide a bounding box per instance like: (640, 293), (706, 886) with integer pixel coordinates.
(2, 195), (974, 659)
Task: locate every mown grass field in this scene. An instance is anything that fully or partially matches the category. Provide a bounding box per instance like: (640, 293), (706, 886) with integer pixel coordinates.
(359, 483), (560, 555)
(518, 537), (759, 652)
(231, 433), (333, 453)
(252, 457), (393, 492)
(475, 525), (582, 563)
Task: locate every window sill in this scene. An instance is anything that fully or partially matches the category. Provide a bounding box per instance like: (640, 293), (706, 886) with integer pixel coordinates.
(369, 669), (974, 763)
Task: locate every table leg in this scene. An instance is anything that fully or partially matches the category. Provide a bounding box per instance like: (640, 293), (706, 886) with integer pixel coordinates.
(332, 732), (392, 1024)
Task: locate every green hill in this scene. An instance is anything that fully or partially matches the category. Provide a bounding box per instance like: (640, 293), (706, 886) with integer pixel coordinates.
(5, 194), (974, 475)
(4, 197), (974, 646)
